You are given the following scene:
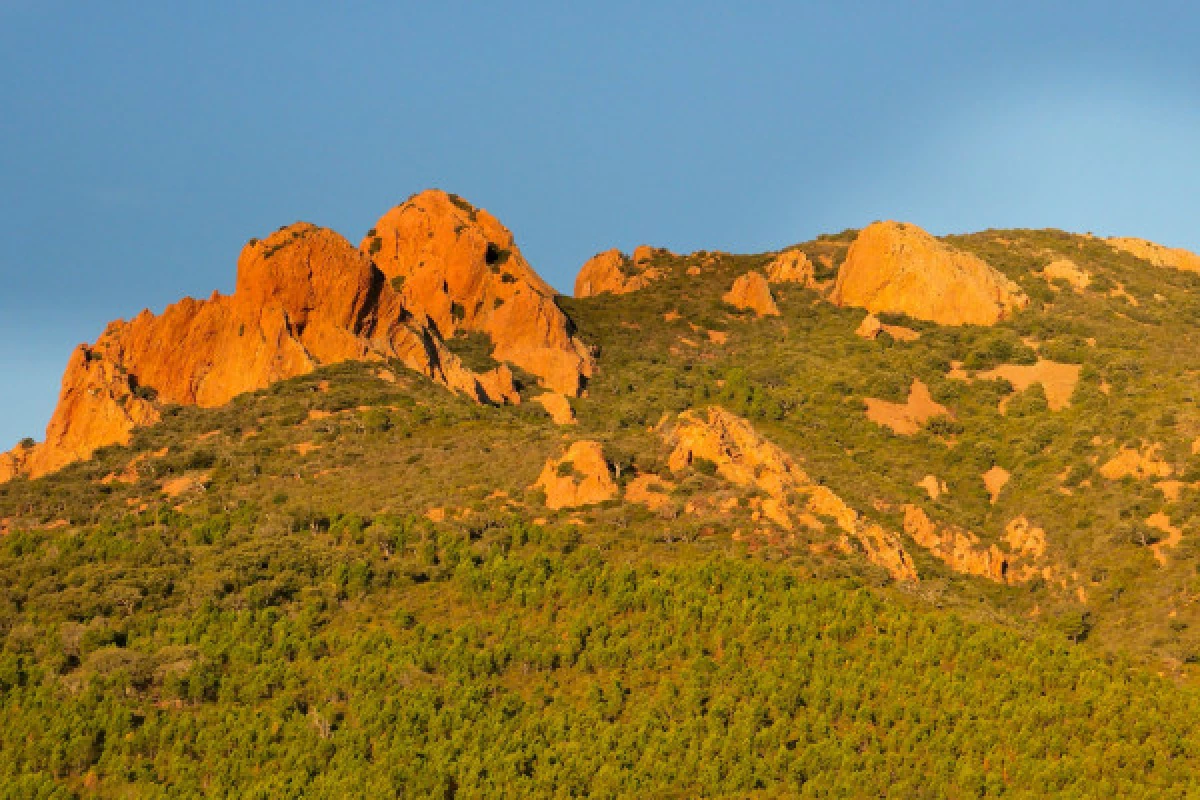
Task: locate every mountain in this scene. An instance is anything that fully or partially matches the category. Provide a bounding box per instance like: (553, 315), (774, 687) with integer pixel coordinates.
(0, 190), (592, 483)
(6, 194), (1200, 795)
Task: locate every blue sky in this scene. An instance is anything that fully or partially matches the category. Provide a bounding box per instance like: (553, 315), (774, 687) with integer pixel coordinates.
(1, 2), (1198, 447)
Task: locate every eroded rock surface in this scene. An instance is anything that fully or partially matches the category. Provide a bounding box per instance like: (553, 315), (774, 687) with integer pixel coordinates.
(765, 249), (815, 286)
(904, 505), (1053, 585)
(533, 440), (617, 510)
(663, 407), (917, 581)
(364, 190), (594, 397)
(4, 190), (594, 482)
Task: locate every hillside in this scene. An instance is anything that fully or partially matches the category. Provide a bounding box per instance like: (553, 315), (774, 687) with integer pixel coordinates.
(5, 192), (1200, 795)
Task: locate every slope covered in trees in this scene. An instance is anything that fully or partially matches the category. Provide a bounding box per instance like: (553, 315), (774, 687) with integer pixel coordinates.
(6, 218), (1200, 795)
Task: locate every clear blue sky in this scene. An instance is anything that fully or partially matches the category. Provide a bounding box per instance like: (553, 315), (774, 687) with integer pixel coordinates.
(2, 2), (1198, 448)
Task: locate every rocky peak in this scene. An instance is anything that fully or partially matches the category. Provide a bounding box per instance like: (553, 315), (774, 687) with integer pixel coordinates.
(1, 190), (595, 483)
(574, 246), (668, 298)
(364, 189), (594, 396)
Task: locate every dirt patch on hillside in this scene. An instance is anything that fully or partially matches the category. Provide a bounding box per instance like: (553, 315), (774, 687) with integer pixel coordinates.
(865, 379), (950, 435)
(625, 474), (675, 513)
(1100, 444), (1172, 481)
(1147, 512), (1183, 566)
(917, 474), (947, 500)
(983, 466), (1010, 505)
(101, 446), (170, 485)
(161, 471), (210, 498)
(1041, 259), (1091, 291)
(978, 360), (1081, 412)
(1156, 480), (1186, 503)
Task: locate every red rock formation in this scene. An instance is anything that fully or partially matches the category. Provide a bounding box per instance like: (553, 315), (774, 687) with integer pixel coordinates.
(4, 192), (594, 483)
(765, 249), (815, 286)
(574, 247), (668, 298)
(533, 392), (577, 425)
(903, 505), (1054, 586)
(364, 190), (594, 397)
(1108, 237), (1200, 273)
(723, 271), (780, 317)
(832, 221), (1028, 325)
(664, 407), (917, 581)
(533, 440), (617, 509)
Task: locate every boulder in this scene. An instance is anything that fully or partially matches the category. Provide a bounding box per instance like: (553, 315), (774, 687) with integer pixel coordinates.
(723, 271), (780, 317)
(856, 314), (884, 339)
(831, 221), (1028, 325)
(534, 392), (577, 425)
(533, 440), (617, 510)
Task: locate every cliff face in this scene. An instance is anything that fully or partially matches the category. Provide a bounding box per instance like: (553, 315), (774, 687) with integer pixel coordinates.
(3, 192), (592, 482)
(363, 190), (594, 397)
(832, 221), (1028, 325)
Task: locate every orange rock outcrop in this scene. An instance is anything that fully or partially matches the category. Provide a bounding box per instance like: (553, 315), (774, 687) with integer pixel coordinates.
(664, 407), (917, 581)
(723, 271), (780, 317)
(1108, 237), (1200, 273)
(903, 505), (1052, 585)
(533, 440), (617, 510)
(574, 246), (672, 298)
(764, 249), (815, 286)
(4, 190), (594, 482)
(831, 221), (1028, 325)
(533, 393), (577, 425)
(364, 190), (593, 397)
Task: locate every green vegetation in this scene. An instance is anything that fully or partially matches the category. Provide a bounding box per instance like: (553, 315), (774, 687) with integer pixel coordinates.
(6, 226), (1200, 794)
(5, 501), (1200, 796)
